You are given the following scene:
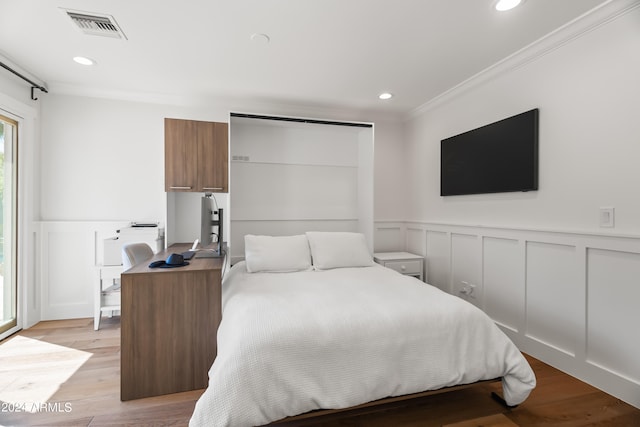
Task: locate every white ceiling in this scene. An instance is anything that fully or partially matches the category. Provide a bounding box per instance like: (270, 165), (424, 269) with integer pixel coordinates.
(0, 0), (609, 116)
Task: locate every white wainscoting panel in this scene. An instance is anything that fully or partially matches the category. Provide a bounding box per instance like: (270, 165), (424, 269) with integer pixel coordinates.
(43, 230), (94, 319)
(381, 221), (640, 409)
(450, 233), (481, 306)
(483, 237), (523, 333)
(406, 226), (426, 256)
(525, 241), (581, 357)
(425, 230), (450, 291)
(39, 221), (130, 320)
(586, 248), (640, 385)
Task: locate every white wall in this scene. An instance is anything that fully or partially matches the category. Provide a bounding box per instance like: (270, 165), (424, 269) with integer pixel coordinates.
(39, 95), (404, 228)
(405, 5), (640, 234)
(373, 120), (405, 222)
(40, 95), (213, 222)
(401, 5), (640, 409)
(33, 92), (405, 320)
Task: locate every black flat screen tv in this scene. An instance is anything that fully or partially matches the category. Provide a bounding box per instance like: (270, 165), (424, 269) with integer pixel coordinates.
(440, 108), (539, 196)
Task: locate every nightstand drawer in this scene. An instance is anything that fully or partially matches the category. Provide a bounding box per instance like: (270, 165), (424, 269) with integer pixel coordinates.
(383, 260), (422, 276)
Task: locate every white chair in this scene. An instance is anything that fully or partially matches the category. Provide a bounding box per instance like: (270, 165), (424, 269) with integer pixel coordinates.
(95, 242), (154, 330)
(122, 242), (154, 271)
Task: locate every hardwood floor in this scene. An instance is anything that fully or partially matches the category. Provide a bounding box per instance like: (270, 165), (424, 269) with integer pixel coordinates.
(1, 318), (639, 426)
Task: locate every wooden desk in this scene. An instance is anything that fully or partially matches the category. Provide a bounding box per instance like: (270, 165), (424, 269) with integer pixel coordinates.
(120, 243), (224, 401)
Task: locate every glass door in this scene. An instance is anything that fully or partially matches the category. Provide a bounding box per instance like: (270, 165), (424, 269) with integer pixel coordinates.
(0, 115), (17, 337)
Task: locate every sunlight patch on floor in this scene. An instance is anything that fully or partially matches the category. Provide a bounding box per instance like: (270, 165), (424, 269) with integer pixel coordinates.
(0, 335), (91, 412)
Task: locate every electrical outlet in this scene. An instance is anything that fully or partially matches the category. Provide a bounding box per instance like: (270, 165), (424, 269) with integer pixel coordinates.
(459, 281), (476, 298)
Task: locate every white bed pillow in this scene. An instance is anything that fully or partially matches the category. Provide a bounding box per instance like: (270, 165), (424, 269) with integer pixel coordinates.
(306, 231), (374, 270)
(244, 234), (312, 273)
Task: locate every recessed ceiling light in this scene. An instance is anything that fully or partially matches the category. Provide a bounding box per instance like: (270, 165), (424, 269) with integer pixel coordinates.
(73, 56), (96, 66)
(378, 92), (393, 100)
(495, 0), (523, 11)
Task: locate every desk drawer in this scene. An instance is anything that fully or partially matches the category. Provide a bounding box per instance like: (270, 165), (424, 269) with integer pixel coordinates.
(383, 260), (422, 276)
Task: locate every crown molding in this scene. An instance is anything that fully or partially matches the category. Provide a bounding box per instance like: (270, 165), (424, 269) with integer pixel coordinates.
(406, 0), (640, 121)
(47, 81), (205, 107)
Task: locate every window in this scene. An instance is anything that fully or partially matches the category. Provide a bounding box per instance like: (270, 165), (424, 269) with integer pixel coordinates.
(0, 114), (18, 337)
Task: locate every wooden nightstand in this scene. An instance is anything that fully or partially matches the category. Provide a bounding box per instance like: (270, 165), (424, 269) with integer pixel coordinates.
(374, 252), (425, 281)
(120, 243), (224, 401)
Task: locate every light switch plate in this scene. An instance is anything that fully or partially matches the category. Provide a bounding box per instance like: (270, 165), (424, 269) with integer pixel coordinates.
(599, 207), (614, 228)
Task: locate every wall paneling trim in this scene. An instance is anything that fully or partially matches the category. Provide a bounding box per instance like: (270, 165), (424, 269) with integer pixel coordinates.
(39, 221), (130, 320)
(373, 220), (640, 409)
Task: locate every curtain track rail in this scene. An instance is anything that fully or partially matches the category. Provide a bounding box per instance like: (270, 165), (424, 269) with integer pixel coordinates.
(0, 61), (48, 100)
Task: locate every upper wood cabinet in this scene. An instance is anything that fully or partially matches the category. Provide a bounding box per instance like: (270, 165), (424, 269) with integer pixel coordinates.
(165, 118), (228, 193)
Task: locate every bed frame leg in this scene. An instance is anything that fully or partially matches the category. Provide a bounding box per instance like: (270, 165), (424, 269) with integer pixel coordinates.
(491, 391), (518, 409)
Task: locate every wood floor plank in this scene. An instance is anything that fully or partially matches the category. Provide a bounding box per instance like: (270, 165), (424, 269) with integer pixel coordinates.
(30, 416), (95, 427)
(444, 413), (519, 427)
(508, 391), (640, 427)
(1, 318), (639, 427)
(88, 399), (198, 426)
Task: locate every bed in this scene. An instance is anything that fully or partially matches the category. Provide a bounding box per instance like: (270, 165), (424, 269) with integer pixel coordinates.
(189, 232), (536, 426)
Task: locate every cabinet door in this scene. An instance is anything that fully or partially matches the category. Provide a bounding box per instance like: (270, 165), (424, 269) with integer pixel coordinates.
(165, 118), (199, 192)
(198, 121), (228, 193)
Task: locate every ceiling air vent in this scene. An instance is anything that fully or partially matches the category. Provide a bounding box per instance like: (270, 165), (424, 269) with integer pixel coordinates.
(64, 10), (127, 40)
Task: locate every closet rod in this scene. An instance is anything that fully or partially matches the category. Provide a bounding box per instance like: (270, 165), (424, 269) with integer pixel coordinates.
(0, 61), (48, 100)
(230, 112), (372, 128)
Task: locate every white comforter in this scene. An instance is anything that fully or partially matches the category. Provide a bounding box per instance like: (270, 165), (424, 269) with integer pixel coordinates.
(190, 262), (535, 427)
